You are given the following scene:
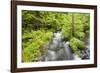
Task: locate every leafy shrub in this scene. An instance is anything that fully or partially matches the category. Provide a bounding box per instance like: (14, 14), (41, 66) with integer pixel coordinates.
(22, 42), (41, 62)
(22, 30), (53, 62)
(61, 25), (72, 40)
(74, 31), (85, 40)
(69, 37), (85, 55)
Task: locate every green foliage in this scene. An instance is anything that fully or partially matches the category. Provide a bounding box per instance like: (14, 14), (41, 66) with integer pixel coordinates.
(69, 37), (85, 55)
(22, 10), (90, 62)
(61, 24), (72, 40)
(22, 42), (41, 62)
(22, 30), (53, 62)
(74, 31), (85, 40)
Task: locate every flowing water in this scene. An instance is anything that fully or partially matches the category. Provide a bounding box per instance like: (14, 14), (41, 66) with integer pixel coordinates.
(38, 31), (90, 61)
(44, 31), (75, 61)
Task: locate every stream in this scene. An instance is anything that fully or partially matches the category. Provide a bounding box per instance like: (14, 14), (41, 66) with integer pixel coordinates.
(44, 31), (74, 61)
(38, 31), (90, 61)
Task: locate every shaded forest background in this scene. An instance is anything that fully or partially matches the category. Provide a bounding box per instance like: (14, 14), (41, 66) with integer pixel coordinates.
(22, 10), (90, 62)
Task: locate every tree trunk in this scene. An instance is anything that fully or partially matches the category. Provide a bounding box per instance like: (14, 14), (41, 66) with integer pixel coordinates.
(72, 13), (74, 36)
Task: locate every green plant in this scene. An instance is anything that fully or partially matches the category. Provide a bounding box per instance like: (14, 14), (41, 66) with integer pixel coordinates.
(61, 25), (72, 40)
(74, 31), (85, 40)
(22, 10), (90, 62)
(69, 37), (85, 55)
(22, 30), (53, 62)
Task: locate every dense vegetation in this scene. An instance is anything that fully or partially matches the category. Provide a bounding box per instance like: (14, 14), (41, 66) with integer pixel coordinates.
(22, 10), (90, 62)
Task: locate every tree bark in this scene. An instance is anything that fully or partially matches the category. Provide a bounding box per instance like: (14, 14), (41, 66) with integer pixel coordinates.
(72, 13), (74, 36)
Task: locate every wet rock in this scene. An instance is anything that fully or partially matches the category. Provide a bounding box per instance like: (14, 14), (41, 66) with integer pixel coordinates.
(80, 48), (90, 59)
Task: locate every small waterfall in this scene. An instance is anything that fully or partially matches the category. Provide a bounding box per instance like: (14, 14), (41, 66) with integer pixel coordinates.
(62, 42), (74, 60)
(43, 31), (75, 61)
(37, 31), (90, 61)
